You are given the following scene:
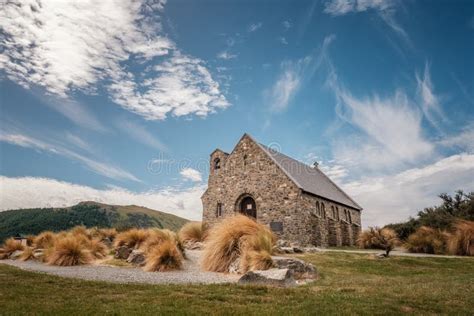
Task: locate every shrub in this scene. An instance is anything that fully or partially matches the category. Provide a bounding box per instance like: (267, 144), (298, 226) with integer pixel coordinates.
(70, 226), (91, 239)
(114, 229), (149, 249)
(33, 231), (56, 249)
(447, 220), (474, 256)
(143, 240), (183, 272)
(178, 222), (205, 243)
(357, 227), (399, 256)
(47, 237), (93, 266)
(240, 250), (273, 272)
(20, 247), (35, 261)
(87, 239), (109, 259)
(141, 229), (176, 253)
(405, 226), (447, 254)
(201, 215), (276, 272)
(88, 227), (118, 241)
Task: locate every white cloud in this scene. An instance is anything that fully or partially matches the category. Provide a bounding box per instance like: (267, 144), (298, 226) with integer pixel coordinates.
(323, 0), (409, 45)
(340, 153), (474, 227)
(279, 37), (289, 45)
(333, 88), (434, 169)
(0, 0), (229, 121)
(439, 124), (474, 153)
(248, 22), (263, 32)
(416, 62), (444, 128)
(0, 132), (140, 182)
(0, 176), (204, 221)
(217, 51), (237, 60)
(180, 168), (202, 182)
(116, 119), (167, 151)
(282, 20), (292, 30)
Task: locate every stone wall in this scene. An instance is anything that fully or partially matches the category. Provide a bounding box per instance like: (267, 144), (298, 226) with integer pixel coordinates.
(202, 134), (362, 247)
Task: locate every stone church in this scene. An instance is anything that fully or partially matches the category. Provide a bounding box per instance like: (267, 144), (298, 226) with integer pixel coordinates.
(201, 134), (362, 247)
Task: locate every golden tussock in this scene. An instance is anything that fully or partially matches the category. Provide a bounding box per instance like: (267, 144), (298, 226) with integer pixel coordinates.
(143, 240), (183, 272)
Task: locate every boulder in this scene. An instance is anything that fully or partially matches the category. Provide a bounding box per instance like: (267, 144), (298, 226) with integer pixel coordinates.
(272, 256), (317, 279)
(9, 250), (23, 260)
(239, 268), (295, 287)
(33, 249), (44, 260)
(114, 246), (132, 259)
(278, 247), (294, 254)
(303, 247), (319, 253)
(228, 257), (241, 274)
(127, 250), (145, 266)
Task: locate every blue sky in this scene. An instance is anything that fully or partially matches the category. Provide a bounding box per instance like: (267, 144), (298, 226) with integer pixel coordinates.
(1, 0), (473, 226)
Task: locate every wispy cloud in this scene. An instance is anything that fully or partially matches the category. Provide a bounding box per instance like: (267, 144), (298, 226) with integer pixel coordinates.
(180, 168), (202, 182)
(0, 130), (140, 182)
(266, 35), (335, 112)
(416, 62), (444, 129)
(248, 22), (263, 32)
(115, 119), (167, 152)
(279, 37), (289, 45)
(217, 51), (237, 60)
(282, 20), (292, 30)
(0, 176), (205, 220)
(0, 0), (229, 121)
(439, 124), (474, 153)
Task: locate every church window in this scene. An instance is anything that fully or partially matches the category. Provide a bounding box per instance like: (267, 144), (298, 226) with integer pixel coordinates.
(214, 158), (221, 170)
(216, 203), (222, 217)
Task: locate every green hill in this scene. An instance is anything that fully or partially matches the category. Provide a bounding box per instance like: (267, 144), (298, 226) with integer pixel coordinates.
(0, 201), (189, 242)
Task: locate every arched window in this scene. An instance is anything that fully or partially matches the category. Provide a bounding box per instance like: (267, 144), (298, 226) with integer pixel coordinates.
(348, 210), (352, 223)
(243, 154), (248, 166)
(315, 201), (320, 216)
(336, 207), (339, 220)
(214, 158), (221, 170)
(321, 203), (326, 219)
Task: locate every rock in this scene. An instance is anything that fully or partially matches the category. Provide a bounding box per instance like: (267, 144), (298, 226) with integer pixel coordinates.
(303, 247), (319, 253)
(291, 244), (304, 253)
(279, 247), (294, 254)
(272, 256), (317, 279)
(33, 249), (44, 259)
(228, 257), (241, 274)
(276, 239), (290, 248)
(9, 250), (23, 260)
(238, 268), (295, 287)
(127, 250), (145, 266)
(114, 246), (132, 259)
(376, 253), (388, 259)
(184, 241), (203, 250)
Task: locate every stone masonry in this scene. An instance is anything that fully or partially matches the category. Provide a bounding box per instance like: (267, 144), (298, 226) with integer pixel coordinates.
(201, 134), (362, 247)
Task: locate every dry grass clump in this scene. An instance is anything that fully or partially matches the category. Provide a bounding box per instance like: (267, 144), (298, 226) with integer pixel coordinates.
(405, 226), (447, 254)
(141, 229), (177, 253)
(143, 240), (183, 272)
(33, 231), (56, 249)
(47, 237), (93, 266)
(87, 239), (108, 259)
(114, 229), (150, 249)
(0, 238), (25, 259)
(201, 215), (276, 273)
(88, 227), (117, 241)
(20, 247), (35, 261)
(447, 220), (474, 256)
(357, 227), (399, 256)
(178, 221), (205, 243)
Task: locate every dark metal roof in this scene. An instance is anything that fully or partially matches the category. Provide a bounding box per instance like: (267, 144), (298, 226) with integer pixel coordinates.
(256, 141), (362, 210)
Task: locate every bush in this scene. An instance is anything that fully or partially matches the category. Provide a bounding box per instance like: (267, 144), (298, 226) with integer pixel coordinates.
(47, 237), (93, 266)
(141, 229), (176, 253)
(201, 215), (276, 273)
(357, 227), (399, 256)
(114, 229), (149, 249)
(405, 226), (447, 254)
(143, 240), (183, 272)
(0, 238), (25, 259)
(447, 220), (474, 256)
(87, 239), (108, 259)
(33, 231), (56, 249)
(178, 222), (205, 243)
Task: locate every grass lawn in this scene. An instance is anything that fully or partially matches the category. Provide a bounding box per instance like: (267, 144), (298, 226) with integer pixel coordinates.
(1, 252), (473, 315)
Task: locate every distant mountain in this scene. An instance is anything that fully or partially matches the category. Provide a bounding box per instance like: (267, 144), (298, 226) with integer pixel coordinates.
(0, 201), (189, 242)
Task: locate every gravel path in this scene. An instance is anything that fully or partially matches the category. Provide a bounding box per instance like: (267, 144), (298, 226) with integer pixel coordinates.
(1, 250), (240, 285)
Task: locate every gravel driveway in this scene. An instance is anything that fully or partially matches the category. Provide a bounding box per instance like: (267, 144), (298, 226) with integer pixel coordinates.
(1, 250), (240, 285)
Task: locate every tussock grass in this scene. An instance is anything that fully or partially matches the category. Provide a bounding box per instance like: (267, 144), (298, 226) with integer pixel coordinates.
(240, 250), (273, 271)
(201, 215), (276, 273)
(47, 237), (93, 266)
(20, 247), (35, 261)
(143, 240), (183, 272)
(178, 221), (205, 243)
(87, 239), (108, 259)
(33, 231), (56, 249)
(447, 220), (474, 256)
(0, 238), (25, 259)
(357, 227), (399, 256)
(140, 229), (176, 253)
(405, 226), (447, 254)
(114, 229), (150, 249)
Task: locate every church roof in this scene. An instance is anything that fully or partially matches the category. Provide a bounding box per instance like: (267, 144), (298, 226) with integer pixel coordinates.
(255, 140), (362, 210)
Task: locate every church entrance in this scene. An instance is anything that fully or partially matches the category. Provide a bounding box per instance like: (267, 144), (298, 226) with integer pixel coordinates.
(239, 196), (257, 218)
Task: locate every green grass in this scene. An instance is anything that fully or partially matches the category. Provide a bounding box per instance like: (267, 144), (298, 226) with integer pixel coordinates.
(1, 252), (473, 315)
